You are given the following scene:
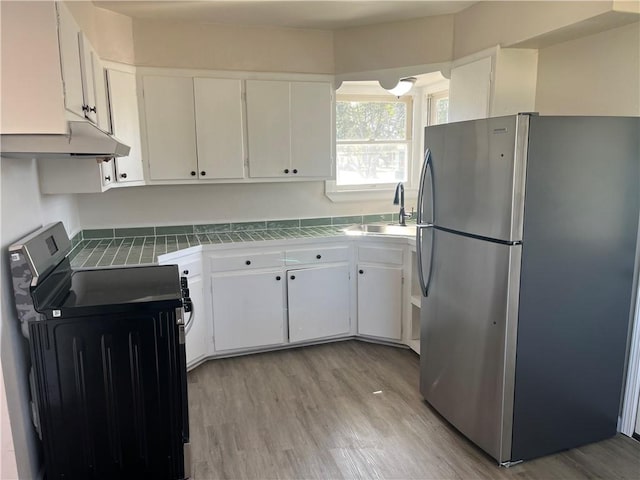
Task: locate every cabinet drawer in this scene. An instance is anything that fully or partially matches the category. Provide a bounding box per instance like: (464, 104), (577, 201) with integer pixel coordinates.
(358, 246), (403, 265)
(209, 251), (284, 272)
(285, 246), (349, 266)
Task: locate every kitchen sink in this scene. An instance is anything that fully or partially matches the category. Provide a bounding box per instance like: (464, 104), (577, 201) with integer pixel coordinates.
(343, 223), (417, 237)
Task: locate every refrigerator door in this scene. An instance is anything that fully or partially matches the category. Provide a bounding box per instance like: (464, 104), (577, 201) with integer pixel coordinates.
(422, 115), (529, 242)
(420, 228), (521, 463)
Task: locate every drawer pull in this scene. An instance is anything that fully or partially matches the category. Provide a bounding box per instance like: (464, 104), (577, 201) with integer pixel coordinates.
(276, 276), (281, 281)
(245, 260), (251, 265)
(290, 275), (295, 280)
(359, 269), (364, 274)
(316, 254), (321, 259)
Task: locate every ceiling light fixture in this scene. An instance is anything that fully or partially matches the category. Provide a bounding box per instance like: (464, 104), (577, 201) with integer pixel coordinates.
(386, 77), (417, 97)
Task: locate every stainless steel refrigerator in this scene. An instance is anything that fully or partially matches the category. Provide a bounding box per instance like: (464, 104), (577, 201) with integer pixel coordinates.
(416, 114), (639, 465)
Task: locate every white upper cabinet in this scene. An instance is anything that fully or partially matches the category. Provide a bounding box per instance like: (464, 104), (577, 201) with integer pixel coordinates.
(246, 79), (333, 179)
(142, 75), (246, 181)
(246, 80), (291, 177)
(107, 68), (144, 184)
(194, 78), (245, 179)
(448, 47), (538, 123)
(56, 2), (85, 120)
(290, 82), (333, 178)
(57, 3), (109, 130)
(142, 75), (198, 181)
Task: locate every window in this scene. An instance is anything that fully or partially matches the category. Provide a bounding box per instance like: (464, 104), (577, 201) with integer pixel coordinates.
(427, 90), (449, 126)
(335, 95), (412, 188)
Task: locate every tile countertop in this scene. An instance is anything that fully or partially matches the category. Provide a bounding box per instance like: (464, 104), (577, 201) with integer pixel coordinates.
(69, 214), (418, 269)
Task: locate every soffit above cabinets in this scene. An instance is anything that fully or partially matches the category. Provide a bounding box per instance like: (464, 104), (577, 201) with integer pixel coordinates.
(93, 1), (476, 30)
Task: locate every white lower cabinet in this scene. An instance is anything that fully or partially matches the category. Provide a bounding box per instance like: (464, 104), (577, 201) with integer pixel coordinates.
(181, 262), (208, 368)
(356, 245), (404, 340)
(159, 253), (210, 369)
(287, 264), (350, 342)
(211, 269), (286, 351)
(357, 263), (403, 340)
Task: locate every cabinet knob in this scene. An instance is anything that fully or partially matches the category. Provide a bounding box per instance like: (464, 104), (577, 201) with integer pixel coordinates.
(245, 260), (251, 265)
(316, 254), (322, 259)
(120, 173), (127, 179)
(284, 169), (289, 174)
(90, 106), (97, 113)
(201, 171), (206, 176)
(104, 175), (111, 182)
(190, 171), (196, 176)
(276, 276), (281, 281)
(359, 269), (364, 274)
(290, 275), (295, 280)
(183, 270), (189, 275)
(293, 169), (298, 174)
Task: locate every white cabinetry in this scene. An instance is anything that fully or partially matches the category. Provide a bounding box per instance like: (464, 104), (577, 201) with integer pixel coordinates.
(159, 253), (211, 369)
(194, 78), (245, 179)
(211, 269), (286, 351)
(448, 47), (538, 123)
(142, 75), (245, 181)
(106, 68), (144, 184)
(38, 157), (116, 194)
(208, 243), (351, 353)
(287, 264), (350, 342)
(57, 3), (109, 130)
(178, 257), (209, 368)
(356, 246), (403, 340)
(38, 64), (144, 194)
(142, 75), (198, 181)
(246, 80), (333, 179)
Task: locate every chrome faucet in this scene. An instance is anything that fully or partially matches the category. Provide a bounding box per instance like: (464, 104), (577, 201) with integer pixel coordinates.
(393, 182), (412, 226)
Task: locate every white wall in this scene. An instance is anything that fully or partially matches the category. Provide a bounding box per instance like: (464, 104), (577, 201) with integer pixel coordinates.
(76, 182), (398, 228)
(0, 157), (80, 479)
(535, 21), (640, 115)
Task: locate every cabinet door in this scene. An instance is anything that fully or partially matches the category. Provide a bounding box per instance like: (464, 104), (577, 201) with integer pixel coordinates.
(194, 78), (245, 179)
(448, 57), (492, 123)
(246, 80), (290, 177)
(100, 159), (115, 189)
(143, 75), (198, 181)
(78, 34), (97, 125)
(357, 264), (402, 340)
(56, 2), (84, 119)
(287, 264), (350, 343)
(211, 270), (285, 351)
(89, 49), (110, 132)
(107, 69), (144, 183)
(291, 82), (333, 178)
(179, 262), (208, 368)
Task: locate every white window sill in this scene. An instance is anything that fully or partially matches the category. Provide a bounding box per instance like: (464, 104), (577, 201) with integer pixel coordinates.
(325, 181), (418, 203)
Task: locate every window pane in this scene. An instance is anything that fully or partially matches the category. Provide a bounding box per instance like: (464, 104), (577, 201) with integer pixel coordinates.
(336, 101), (407, 141)
(436, 98), (449, 125)
(336, 143), (408, 185)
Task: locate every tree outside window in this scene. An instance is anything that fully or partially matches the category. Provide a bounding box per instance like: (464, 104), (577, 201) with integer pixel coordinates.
(336, 96), (412, 186)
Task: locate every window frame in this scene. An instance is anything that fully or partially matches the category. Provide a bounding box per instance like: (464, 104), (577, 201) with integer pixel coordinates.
(326, 93), (420, 201)
(427, 89), (449, 126)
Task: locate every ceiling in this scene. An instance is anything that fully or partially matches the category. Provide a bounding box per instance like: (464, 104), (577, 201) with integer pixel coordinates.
(93, 1), (476, 30)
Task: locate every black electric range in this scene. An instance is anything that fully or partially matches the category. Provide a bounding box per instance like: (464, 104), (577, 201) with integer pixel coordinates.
(9, 222), (191, 480)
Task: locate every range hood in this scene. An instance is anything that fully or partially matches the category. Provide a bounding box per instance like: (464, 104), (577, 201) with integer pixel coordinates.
(0, 121), (130, 160)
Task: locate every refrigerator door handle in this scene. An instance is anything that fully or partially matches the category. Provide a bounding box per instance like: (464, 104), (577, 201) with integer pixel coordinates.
(417, 148), (434, 225)
(416, 225), (434, 297)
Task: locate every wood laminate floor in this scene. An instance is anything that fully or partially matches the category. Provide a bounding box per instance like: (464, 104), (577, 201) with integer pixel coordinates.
(187, 340), (640, 479)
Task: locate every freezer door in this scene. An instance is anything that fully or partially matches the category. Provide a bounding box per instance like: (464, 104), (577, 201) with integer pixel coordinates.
(423, 115), (528, 242)
(420, 229), (521, 463)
